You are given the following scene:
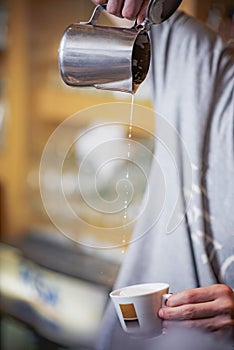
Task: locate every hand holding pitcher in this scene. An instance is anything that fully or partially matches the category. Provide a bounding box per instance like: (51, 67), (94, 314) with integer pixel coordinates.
(92, 0), (150, 23)
(92, 0), (183, 23)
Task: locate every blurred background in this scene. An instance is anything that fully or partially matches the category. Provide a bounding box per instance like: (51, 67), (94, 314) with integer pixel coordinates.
(0, 0), (233, 349)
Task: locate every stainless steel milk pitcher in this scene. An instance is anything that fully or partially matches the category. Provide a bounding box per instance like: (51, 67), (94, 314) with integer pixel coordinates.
(58, 0), (182, 93)
(58, 5), (150, 93)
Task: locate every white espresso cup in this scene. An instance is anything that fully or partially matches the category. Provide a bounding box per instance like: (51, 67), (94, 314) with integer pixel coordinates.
(110, 282), (171, 337)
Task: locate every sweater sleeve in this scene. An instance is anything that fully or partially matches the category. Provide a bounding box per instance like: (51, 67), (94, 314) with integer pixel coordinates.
(149, 11), (234, 287)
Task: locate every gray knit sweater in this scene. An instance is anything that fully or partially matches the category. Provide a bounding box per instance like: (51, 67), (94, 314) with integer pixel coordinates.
(96, 11), (234, 350)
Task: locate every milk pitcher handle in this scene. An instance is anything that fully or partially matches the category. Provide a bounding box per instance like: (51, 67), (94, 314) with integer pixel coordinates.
(81, 4), (146, 30)
(80, 4), (108, 26)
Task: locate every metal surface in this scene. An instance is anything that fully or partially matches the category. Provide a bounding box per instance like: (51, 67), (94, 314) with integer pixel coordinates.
(58, 5), (150, 93)
(58, 0), (182, 93)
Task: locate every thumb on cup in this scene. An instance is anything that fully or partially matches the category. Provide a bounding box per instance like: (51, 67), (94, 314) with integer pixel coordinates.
(162, 293), (173, 307)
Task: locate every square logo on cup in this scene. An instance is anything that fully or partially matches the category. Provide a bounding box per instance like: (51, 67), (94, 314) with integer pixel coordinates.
(120, 303), (137, 319)
(120, 303), (140, 330)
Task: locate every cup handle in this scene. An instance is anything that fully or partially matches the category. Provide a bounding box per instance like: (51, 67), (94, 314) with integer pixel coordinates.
(161, 293), (173, 307)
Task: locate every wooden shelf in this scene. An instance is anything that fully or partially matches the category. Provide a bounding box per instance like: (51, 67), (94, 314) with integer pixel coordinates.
(33, 85), (153, 126)
(33, 86), (116, 122)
